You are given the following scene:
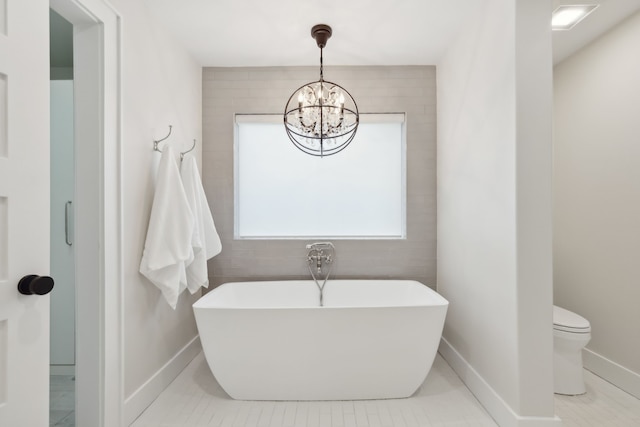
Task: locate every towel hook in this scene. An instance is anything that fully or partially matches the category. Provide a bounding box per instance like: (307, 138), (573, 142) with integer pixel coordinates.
(180, 139), (196, 161)
(153, 125), (173, 152)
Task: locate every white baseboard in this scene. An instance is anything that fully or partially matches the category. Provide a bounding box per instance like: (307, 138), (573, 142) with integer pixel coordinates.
(124, 336), (202, 426)
(583, 348), (640, 399)
(439, 338), (562, 427)
(50, 364), (75, 376)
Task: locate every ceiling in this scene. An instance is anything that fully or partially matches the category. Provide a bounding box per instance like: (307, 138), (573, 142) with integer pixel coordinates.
(145, 0), (640, 67)
(51, 1), (640, 69)
(552, 0), (640, 63)
(145, 0), (489, 67)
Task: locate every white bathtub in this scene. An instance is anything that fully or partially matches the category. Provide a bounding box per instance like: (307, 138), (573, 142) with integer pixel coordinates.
(193, 280), (448, 401)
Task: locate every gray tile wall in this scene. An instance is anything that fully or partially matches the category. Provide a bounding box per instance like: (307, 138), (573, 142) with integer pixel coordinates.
(203, 66), (436, 288)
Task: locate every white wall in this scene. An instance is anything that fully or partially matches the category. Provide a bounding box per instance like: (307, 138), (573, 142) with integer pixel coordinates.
(554, 10), (640, 398)
(437, 0), (556, 424)
(106, 0), (203, 422)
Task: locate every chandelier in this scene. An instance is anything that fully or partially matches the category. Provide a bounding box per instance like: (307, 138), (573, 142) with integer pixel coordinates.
(284, 24), (359, 157)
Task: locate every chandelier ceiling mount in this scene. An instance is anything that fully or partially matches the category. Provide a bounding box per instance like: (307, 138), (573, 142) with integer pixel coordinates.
(310, 24), (332, 49)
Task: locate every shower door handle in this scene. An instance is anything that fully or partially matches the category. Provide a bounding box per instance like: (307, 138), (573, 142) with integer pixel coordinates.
(65, 201), (73, 246)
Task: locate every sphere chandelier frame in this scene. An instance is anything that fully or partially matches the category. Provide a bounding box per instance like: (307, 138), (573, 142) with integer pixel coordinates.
(283, 24), (360, 157)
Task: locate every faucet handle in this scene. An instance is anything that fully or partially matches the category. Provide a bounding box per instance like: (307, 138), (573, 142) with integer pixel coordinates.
(306, 242), (335, 250)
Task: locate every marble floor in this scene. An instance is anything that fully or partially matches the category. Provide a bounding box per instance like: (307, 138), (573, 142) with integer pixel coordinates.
(50, 375), (75, 427)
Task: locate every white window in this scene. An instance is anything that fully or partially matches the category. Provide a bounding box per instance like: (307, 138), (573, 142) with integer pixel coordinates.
(235, 113), (406, 239)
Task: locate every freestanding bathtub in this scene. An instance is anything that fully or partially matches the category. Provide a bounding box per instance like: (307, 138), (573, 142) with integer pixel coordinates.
(193, 280), (448, 401)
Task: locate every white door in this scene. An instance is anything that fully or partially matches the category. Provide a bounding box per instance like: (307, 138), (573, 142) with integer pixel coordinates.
(0, 0), (52, 425)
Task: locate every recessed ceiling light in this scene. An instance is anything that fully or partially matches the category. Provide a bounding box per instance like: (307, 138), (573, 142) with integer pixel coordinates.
(552, 4), (599, 31)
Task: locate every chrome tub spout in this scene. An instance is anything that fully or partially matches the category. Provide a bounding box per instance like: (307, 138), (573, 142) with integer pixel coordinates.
(306, 242), (335, 306)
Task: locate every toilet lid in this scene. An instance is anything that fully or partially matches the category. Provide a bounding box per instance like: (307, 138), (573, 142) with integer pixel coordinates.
(553, 305), (590, 333)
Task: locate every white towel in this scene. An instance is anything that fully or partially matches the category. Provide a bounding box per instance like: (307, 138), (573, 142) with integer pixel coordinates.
(140, 146), (195, 309)
(181, 154), (222, 293)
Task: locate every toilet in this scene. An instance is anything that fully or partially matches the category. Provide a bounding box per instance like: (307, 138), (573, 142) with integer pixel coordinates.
(553, 305), (591, 395)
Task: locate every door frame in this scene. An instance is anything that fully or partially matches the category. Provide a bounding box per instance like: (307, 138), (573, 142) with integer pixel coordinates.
(49, 1), (122, 426)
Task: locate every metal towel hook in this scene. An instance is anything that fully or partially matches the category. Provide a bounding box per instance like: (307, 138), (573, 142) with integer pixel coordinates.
(180, 139), (196, 161)
(153, 125), (173, 152)
(153, 125), (196, 160)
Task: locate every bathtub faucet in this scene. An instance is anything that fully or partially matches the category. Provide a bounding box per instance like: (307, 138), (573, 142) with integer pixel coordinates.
(306, 242), (335, 306)
(306, 242), (334, 273)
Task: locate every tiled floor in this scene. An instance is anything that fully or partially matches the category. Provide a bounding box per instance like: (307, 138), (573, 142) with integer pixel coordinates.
(132, 351), (640, 427)
(50, 375), (75, 427)
(555, 369), (640, 426)
(47, 353), (640, 426)
(130, 352), (498, 427)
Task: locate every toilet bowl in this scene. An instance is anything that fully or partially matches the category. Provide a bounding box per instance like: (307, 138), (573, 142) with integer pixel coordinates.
(553, 305), (591, 395)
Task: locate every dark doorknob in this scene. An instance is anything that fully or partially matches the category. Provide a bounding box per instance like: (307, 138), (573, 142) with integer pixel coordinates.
(17, 275), (55, 295)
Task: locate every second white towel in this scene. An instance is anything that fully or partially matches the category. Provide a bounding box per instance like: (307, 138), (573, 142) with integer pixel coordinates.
(181, 154), (222, 293)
